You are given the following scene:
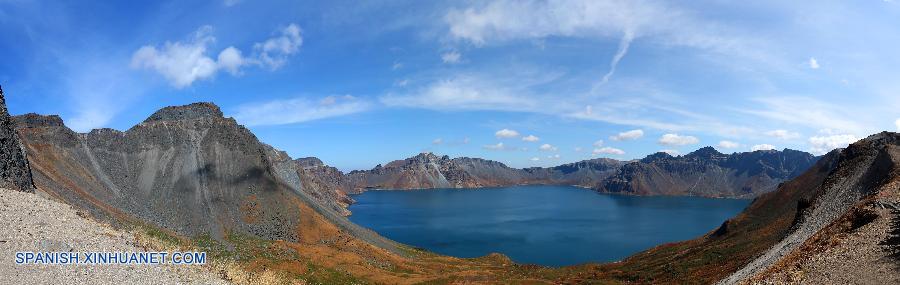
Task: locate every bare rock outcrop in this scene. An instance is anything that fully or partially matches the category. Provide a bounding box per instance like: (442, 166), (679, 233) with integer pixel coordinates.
(0, 85), (34, 192)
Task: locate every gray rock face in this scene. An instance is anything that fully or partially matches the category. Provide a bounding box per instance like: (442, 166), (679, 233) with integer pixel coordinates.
(143, 102), (223, 122)
(597, 146), (819, 198)
(12, 103), (399, 252)
(0, 85), (34, 192)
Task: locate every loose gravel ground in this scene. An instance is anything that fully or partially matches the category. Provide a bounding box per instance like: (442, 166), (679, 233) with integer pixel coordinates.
(747, 179), (900, 285)
(0, 189), (228, 285)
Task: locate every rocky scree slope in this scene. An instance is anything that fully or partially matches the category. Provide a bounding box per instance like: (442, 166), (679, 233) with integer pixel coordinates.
(598, 146), (818, 198)
(720, 131), (900, 284)
(0, 85), (34, 192)
(0, 188), (227, 285)
(13, 103), (399, 252)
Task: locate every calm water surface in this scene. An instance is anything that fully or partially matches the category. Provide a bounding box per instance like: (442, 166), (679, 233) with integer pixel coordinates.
(348, 185), (750, 266)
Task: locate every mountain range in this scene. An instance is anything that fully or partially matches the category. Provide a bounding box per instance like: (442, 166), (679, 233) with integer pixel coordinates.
(4, 95), (897, 284)
(343, 145), (819, 199)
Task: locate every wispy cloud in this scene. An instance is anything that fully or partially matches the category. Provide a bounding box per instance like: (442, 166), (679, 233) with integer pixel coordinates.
(381, 75), (540, 112)
(58, 52), (148, 132)
(444, 0), (764, 84)
(441, 51), (461, 64)
(233, 95), (369, 126)
(744, 97), (866, 134)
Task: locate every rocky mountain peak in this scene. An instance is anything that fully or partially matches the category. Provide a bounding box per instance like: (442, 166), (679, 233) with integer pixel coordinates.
(143, 102), (223, 123)
(640, 152), (674, 163)
(295, 157), (325, 167)
(12, 113), (65, 128)
(685, 146), (724, 160)
(859, 131), (899, 146)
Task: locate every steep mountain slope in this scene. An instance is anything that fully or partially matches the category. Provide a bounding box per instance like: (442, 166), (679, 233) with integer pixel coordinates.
(13, 103), (396, 252)
(723, 131), (900, 284)
(0, 86), (34, 192)
(597, 147), (819, 198)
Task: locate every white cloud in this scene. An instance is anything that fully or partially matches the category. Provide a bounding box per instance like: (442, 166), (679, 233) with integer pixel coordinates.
(574, 147), (583, 152)
(610, 129), (644, 141)
(254, 24), (303, 69)
(392, 62), (403, 70)
(658, 133), (699, 146)
(593, 147), (625, 155)
(593, 140), (604, 147)
(394, 79), (409, 87)
(751, 144), (776, 151)
(808, 57), (820, 69)
(234, 95), (368, 126)
(808, 134), (859, 155)
(484, 142), (508, 151)
(130, 26), (219, 88)
(766, 129), (801, 140)
(895, 118), (900, 131)
(522, 135), (540, 142)
(445, 0), (758, 84)
(463, 137), (471, 144)
(547, 154), (561, 159)
(660, 149), (681, 156)
(223, 0), (241, 7)
(495, 128), (520, 138)
(217, 46), (244, 75)
(539, 143), (558, 151)
(441, 51), (461, 64)
(530, 157), (540, 161)
(432, 138), (443, 145)
(717, 140), (740, 149)
(132, 24), (302, 88)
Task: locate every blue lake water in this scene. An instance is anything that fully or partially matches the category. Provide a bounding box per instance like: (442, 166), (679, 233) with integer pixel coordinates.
(348, 185), (750, 267)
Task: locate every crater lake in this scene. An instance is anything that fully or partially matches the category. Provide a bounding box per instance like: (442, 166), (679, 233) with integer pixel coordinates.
(348, 185), (751, 266)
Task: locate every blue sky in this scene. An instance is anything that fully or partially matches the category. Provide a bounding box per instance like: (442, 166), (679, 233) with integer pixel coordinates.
(2, 0), (899, 171)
